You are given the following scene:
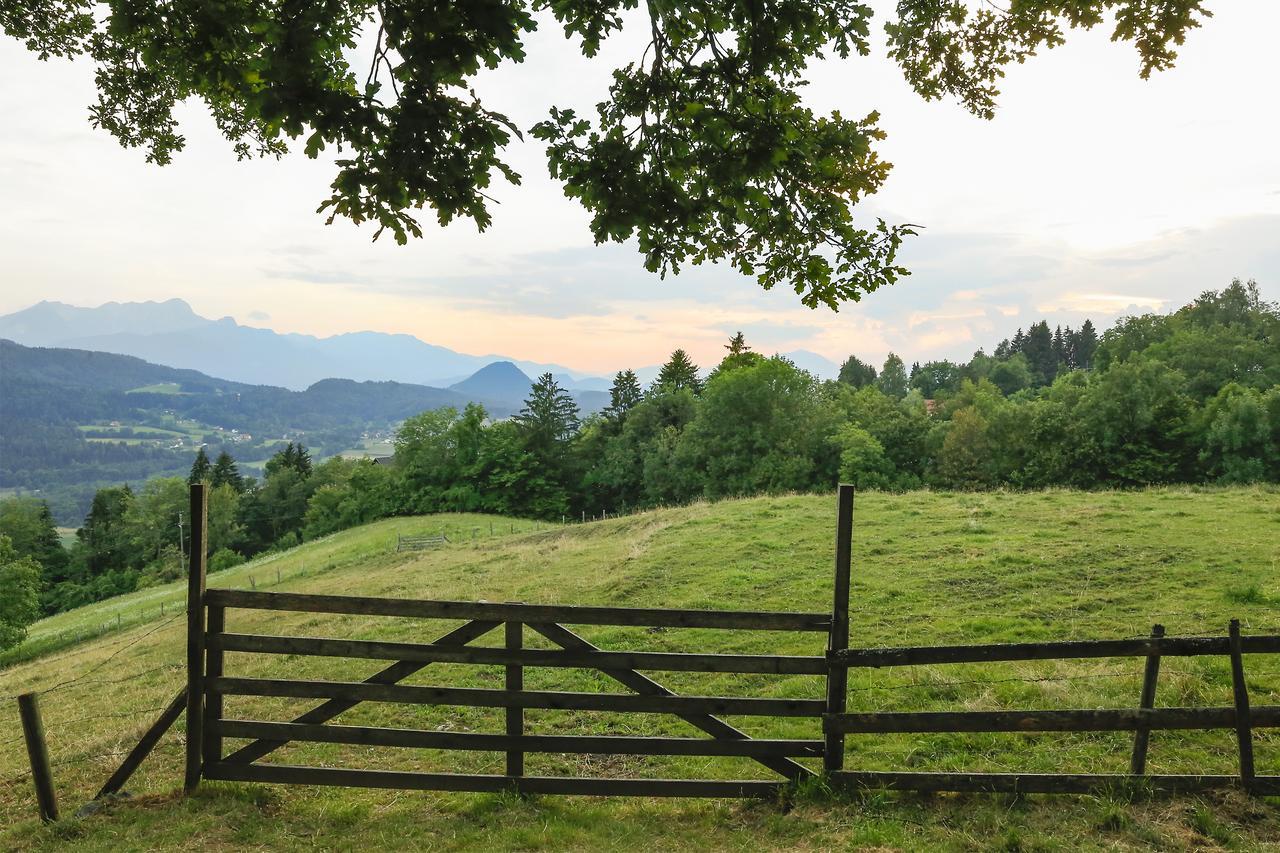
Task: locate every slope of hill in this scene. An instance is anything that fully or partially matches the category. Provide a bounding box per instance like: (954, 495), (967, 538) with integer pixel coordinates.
(0, 299), (599, 390)
(1, 488), (1277, 849)
(0, 340), (489, 521)
(449, 360), (536, 402)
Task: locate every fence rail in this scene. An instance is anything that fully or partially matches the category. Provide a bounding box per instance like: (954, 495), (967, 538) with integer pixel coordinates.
(14, 483), (1280, 824)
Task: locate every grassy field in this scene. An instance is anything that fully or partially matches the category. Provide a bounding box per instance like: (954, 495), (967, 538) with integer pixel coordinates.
(1, 487), (1279, 850)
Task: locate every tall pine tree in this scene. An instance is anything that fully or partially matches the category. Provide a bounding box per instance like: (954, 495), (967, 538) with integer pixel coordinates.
(653, 349), (702, 394)
(188, 447), (212, 484)
(210, 451), (245, 492)
(604, 370), (643, 423)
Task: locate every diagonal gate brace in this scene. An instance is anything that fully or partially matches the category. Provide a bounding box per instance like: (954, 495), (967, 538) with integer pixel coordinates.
(222, 619), (500, 765)
(529, 621), (815, 782)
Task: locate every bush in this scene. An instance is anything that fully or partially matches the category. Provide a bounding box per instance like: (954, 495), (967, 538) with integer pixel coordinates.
(209, 547), (245, 573)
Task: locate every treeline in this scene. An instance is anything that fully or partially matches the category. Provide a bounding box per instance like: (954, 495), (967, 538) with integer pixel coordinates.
(1, 279), (1276, 635)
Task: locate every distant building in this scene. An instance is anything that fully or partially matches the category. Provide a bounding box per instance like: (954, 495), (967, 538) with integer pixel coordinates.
(371, 455), (395, 466)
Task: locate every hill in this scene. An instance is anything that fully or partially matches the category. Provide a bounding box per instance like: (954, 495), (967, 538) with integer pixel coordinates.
(450, 360), (537, 403)
(0, 341), (486, 522)
(0, 299), (604, 391)
(2, 488), (1278, 849)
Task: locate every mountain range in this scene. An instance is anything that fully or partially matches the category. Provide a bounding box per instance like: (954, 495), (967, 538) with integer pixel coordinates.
(0, 299), (841, 389)
(0, 299), (614, 391)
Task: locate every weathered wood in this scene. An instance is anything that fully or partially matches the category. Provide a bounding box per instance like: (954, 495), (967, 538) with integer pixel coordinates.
(1129, 624), (1164, 774)
(203, 605), (225, 768)
(214, 720), (826, 757)
(205, 762), (787, 798)
(530, 621), (815, 782)
(184, 482), (208, 793)
(205, 588), (830, 632)
(221, 619), (500, 765)
(834, 634), (1280, 668)
(211, 632), (828, 675)
(505, 615), (523, 778)
(829, 771), (1280, 795)
(825, 484), (854, 773)
(824, 705), (1280, 734)
(96, 687), (188, 800)
(1228, 619), (1255, 792)
(17, 693), (58, 823)
(210, 676), (827, 717)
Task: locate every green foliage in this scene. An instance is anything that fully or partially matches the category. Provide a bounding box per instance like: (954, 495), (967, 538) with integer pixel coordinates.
(837, 354), (877, 389)
(208, 547), (245, 573)
(0, 535), (41, 650)
(876, 353), (909, 399)
(3, 1), (1211, 302)
(0, 496), (67, 579)
(210, 451), (245, 492)
(653, 349), (703, 395)
(187, 447), (211, 484)
(679, 357), (836, 499)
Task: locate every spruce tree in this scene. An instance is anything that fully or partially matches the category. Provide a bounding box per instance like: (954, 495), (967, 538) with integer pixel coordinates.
(653, 349), (702, 394)
(210, 451), (245, 492)
(515, 373), (581, 451)
(188, 447), (212, 484)
(724, 332), (750, 355)
(1075, 319), (1099, 370)
(604, 370), (643, 422)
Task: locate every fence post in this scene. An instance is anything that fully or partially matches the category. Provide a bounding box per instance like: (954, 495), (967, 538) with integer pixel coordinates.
(505, 608), (524, 780)
(203, 604), (225, 770)
(1129, 623), (1165, 774)
(1227, 619), (1255, 793)
(824, 484), (854, 774)
(17, 693), (58, 823)
(185, 483), (208, 793)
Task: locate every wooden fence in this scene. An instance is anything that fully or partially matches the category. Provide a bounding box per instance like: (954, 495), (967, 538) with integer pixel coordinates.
(25, 483), (1274, 818)
(396, 533), (448, 552)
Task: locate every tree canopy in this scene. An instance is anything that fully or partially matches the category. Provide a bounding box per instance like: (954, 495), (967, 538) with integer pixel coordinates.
(1, 0), (1210, 305)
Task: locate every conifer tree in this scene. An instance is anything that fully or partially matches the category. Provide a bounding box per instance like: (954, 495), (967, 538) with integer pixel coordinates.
(604, 370), (643, 422)
(837, 355), (877, 388)
(654, 349), (702, 394)
(210, 451), (245, 492)
(724, 332), (750, 355)
(188, 447), (212, 484)
(515, 374), (581, 451)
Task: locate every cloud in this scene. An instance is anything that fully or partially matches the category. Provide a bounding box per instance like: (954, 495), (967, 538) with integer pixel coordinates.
(247, 310), (271, 322)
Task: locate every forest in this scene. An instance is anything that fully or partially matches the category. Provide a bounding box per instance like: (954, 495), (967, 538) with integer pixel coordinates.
(0, 279), (1276, 636)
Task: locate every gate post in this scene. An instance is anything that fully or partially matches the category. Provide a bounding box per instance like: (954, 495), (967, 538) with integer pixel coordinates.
(506, 606), (524, 779)
(824, 484), (854, 773)
(185, 483), (208, 792)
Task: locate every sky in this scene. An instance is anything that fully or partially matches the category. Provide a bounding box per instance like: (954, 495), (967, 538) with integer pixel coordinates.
(1, 2), (1277, 375)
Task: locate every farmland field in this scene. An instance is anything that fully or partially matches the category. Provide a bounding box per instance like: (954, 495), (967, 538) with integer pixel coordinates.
(2, 488), (1279, 850)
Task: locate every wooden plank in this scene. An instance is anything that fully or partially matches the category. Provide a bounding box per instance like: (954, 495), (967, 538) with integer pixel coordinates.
(1228, 619), (1256, 792)
(825, 484), (854, 772)
(203, 605), (225, 768)
(1129, 624), (1164, 774)
(825, 706), (1280, 734)
(210, 676), (827, 717)
(211, 632), (827, 675)
(96, 687), (187, 800)
(214, 720), (825, 756)
(829, 771), (1279, 795)
(530, 621), (815, 782)
(221, 619), (500, 765)
(205, 762), (787, 798)
(834, 635), (1280, 668)
(184, 482), (208, 793)
(205, 589), (830, 632)
(17, 693), (58, 823)
(506, 615), (523, 778)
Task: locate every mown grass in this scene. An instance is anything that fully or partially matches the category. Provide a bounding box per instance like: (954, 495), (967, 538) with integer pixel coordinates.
(2, 487), (1279, 851)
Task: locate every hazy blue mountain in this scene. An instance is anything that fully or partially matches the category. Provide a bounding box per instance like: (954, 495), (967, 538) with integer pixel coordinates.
(449, 361), (534, 403)
(0, 300), (597, 391)
(781, 349), (841, 380)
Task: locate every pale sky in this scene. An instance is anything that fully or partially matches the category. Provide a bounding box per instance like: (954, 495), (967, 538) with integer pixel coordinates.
(1, 2), (1277, 374)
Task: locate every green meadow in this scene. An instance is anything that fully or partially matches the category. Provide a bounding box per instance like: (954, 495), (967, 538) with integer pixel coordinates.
(2, 487), (1279, 850)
